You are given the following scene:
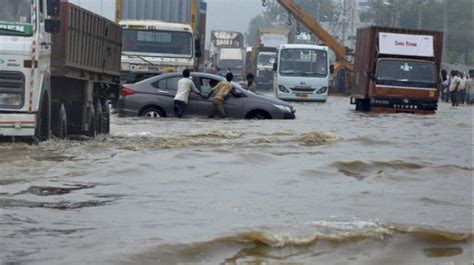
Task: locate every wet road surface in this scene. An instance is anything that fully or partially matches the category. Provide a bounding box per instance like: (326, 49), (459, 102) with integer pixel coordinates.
(0, 96), (472, 264)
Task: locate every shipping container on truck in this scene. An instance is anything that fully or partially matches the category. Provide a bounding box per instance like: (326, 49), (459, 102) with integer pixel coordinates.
(116, 0), (204, 83)
(0, 0), (121, 140)
(251, 27), (293, 90)
(351, 26), (443, 114)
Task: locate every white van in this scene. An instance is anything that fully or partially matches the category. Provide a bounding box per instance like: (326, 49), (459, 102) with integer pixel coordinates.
(274, 44), (330, 102)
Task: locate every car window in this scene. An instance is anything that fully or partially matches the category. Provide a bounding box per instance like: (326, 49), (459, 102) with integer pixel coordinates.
(199, 77), (220, 95)
(152, 79), (167, 89)
(152, 77), (180, 90)
(166, 77), (181, 91)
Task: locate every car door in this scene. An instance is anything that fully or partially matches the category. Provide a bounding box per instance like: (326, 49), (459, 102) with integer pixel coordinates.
(194, 77), (244, 118)
(151, 76), (199, 117)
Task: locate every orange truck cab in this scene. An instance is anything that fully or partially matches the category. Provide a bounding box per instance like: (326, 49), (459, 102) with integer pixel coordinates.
(351, 26), (443, 114)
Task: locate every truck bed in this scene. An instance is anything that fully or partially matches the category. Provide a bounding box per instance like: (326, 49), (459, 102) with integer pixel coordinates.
(51, 2), (121, 83)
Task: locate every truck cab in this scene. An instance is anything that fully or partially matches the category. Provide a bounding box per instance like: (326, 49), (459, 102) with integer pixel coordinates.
(0, 0), (56, 137)
(274, 44), (329, 102)
(370, 58), (437, 110)
(1, 0), (121, 140)
(255, 49), (277, 90)
(119, 20), (195, 83)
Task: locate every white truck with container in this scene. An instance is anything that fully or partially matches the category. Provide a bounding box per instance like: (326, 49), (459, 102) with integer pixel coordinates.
(209, 30), (245, 81)
(0, 0), (121, 140)
(251, 27), (292, 90)
(273, 44), (330, 101)
(115, 0), (204, 83)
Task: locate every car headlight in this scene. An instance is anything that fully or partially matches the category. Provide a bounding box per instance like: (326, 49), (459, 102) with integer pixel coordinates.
(316, 87), (328, 94)
(273, 104), (293, 113)
(278, 85), (290, 93)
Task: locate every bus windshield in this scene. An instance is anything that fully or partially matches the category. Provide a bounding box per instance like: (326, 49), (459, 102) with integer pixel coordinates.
(0, 0), (31, 23)
(122, 29), (193, 58)
(279, 49), (327, 77)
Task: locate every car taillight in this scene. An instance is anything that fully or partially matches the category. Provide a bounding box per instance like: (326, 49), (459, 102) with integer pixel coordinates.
(120, 87), (136, 97)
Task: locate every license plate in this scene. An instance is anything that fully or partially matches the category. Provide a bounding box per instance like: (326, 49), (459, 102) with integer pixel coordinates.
(297, 93), (308, 98)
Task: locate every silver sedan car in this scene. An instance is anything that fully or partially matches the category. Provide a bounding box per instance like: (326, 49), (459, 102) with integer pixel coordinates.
(117, 72), (296, 119)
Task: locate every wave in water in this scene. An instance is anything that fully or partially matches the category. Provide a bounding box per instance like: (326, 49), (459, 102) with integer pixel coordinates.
(122, 223), (472, 265)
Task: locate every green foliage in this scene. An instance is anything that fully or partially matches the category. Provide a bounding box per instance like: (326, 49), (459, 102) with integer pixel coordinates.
(360, 0), (473, 64)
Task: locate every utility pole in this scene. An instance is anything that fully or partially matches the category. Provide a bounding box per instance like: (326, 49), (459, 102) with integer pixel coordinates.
(417, 0), (423, 29)
(342, 0), (347, 48)
(442, 0), (448, 62)
(316, 2), (320, 22)
(375, 0), (384, 26)
(392, 0), (401, 27)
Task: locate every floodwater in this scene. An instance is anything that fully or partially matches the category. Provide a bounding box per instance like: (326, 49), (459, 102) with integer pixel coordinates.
(0, 96), (472, 265)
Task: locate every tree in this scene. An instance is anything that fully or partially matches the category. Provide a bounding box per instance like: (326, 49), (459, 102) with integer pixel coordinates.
(360, 0), (473, 64)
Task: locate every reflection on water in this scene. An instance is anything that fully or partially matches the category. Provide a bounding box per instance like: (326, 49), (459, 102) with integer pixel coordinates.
(0, 97), (472, 264)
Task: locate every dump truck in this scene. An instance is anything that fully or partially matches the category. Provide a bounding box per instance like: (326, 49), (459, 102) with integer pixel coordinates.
(115, 0), (205, 83)
(209, 30), (245, 81)
(0, 0), (121, 140)
(351, 26), (443, 114)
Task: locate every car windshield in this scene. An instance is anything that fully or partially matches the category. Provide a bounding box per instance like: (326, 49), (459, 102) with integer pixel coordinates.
(258, 53), (276, 67)
(0, 0), (31, 23)
(376, 59), (436, 84)
(122, 29), (193, 58)
(279, 49), (327, 77)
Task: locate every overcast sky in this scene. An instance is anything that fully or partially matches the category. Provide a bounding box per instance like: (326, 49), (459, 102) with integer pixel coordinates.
(68, 0), (264, 48)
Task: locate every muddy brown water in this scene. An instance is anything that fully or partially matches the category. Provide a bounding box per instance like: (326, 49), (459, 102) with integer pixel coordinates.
(0, 97), (472, 265)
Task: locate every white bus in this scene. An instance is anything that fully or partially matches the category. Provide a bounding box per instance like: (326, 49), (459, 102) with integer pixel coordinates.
(274, 44), (330, 102)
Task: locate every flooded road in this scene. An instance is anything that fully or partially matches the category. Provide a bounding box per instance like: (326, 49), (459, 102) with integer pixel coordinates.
(1, 96), (472, 265)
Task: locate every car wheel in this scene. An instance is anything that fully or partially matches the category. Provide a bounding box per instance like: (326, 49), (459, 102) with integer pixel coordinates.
(141, 108), (164, 118)
(247, 111), (271, 120)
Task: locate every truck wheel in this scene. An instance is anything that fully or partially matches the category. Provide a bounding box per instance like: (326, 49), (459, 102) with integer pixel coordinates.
(53, 104), (68, 139)
(102, 100), (110, 134)
(35, 91), (51, 141)
(95, 100), (104, 134)
(86, 106), (97, 138)
(356, 99), (371, 112)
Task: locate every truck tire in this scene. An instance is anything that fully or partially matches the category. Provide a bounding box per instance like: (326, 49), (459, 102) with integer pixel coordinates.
(35, 91), (51, 141)
(102, 100), (110, 134)
(86, 106), (97, 138)
(53, 104), (68, 139)
(95, 100), (104, 134)
(356, 98), (371, 112)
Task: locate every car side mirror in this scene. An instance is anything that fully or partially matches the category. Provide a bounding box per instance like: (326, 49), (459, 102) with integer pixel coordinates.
(195, 39), (202, 58)
(273, 62), (278, 71)
(47, 0), (60, 17)
(330, 64), (335, 75)
(45, 19), (60, 33)
(367, 72), (376, 81)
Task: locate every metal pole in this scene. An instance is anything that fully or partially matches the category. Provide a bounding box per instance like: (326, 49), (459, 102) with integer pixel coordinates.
(376, 0), (383, 26)
(316, 2), (320, 22)
(442, 0), (448, 62)
(392, 0), (401, 27)
(342, 0), (347, 47)
(417, 0), (423, 29)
